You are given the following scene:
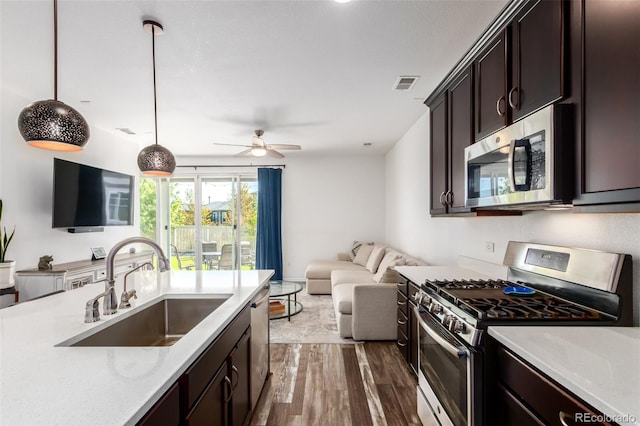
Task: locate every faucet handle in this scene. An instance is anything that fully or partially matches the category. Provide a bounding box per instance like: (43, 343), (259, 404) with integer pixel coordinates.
(84, 299), (100, 323)
(119, 289), (137, 309)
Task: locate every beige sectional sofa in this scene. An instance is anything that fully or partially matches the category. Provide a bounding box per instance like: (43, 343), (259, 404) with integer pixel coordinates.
(305, 243), (426, 340)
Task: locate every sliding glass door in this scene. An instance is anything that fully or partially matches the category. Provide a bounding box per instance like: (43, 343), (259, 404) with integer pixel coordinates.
(140, 173), (257, 270)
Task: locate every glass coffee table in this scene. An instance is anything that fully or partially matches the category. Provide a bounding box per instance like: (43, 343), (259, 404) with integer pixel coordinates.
(269, 280), (303, 321)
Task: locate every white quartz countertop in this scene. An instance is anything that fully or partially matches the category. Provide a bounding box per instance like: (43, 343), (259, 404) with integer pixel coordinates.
(395, 265), (493, 285)
(489, 326), (640, 426)
(0, 269), (274, 426)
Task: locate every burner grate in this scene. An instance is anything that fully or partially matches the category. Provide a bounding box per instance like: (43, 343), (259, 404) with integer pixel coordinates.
(460, 296), (602, 320)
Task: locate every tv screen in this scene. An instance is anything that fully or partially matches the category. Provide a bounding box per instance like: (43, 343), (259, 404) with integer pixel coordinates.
(53, 158), (134, 228)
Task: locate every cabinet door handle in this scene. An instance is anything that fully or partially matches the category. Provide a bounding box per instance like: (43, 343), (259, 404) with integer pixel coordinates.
(231, 365), (239, 390)
(558, 411), (572, 426)
(439, 191), (446, 206)
(397, 319), (407, 325)
(445, 191), (453, 206)
(508, 87), (519, 109)
(224, 376), (233, 402)
(397, 300), (406, 306)
(496, 96), (506, 116)
(397, 340), (407, 347)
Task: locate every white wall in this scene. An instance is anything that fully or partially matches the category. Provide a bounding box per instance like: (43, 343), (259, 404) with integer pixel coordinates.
(0, 89), (141, 270)
(385, 112), (640, 325)
(282, 155), (385, 280)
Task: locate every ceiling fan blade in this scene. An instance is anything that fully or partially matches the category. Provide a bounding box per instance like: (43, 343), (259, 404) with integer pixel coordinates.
(266, 144), (301, 151)
(234, 148), (253, 157)
(265, 149), (285, 159)
(213, 142), (253, 148)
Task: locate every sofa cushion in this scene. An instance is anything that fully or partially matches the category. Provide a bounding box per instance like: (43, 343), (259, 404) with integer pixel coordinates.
(331, 269), (375, 287)
(373, 257), (406, 283)
(349, 241), (373, 261)
(365, 246), (385, 273)
(305, 260), (364, 279)
(353, 244), (374, 266)
(332, 284), (354, 314)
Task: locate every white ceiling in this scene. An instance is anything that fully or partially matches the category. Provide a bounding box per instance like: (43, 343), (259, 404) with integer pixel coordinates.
(1, 0), (507, 158)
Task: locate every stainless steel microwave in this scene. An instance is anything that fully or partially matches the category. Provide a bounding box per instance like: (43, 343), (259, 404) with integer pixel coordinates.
(464, 105), (573, 209)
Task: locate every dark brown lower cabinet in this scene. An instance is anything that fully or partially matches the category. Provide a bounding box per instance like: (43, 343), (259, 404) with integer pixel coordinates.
(488, 338), (613, 426)
(230, 331), (251, 426)
(137, 382), (181, 426)
(137, 305), (252, 426)
(396, 276), (419, 377)
(186, 361), (229, 426)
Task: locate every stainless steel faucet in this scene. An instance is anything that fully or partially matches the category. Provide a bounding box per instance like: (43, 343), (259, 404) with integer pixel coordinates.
(85, 237), (171, 322)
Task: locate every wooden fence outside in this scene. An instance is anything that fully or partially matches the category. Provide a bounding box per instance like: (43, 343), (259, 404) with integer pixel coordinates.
(171, 225), (255, 252)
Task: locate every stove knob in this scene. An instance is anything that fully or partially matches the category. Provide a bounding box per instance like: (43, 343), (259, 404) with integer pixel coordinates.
(450, 320), (466, 334)
(429, 303), (443, 314)
(412, 292), (423, 304)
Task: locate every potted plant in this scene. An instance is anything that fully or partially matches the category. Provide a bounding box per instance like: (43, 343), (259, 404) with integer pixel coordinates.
(0, 199), (16, 289)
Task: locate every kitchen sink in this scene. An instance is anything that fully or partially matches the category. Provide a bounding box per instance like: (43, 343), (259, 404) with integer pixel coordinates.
(60, 295), (231, 347)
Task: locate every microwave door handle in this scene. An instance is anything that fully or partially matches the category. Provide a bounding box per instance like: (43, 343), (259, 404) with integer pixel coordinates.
(507, 139), (517, 192)
(511, 139), (532, 191)
(414, 307), (469, 359)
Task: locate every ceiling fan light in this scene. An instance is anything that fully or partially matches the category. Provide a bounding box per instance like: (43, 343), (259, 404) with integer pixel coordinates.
(252, 147), (267, 157)
(137, 143), (176, 176)
(18, 99), (89, 151)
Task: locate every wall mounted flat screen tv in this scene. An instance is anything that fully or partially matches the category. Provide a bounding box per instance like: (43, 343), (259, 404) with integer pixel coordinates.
(53, 158), (134, 229)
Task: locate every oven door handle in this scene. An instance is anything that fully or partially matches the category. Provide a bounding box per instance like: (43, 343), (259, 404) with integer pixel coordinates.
(414, 307), (469, 359)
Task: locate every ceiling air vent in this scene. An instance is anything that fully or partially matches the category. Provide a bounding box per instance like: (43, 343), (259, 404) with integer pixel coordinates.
(393, 76), (420, 91)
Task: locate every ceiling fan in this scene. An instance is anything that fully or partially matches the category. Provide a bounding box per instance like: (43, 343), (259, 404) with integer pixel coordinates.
(214, 130), (302, 159)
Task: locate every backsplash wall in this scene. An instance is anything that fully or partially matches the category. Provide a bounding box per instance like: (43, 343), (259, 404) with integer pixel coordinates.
(385, 112), (640, 326)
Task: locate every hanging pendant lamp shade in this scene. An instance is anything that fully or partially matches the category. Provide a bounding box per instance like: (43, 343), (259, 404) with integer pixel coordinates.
(137, 144), (176, 176)
(17, 0), (89, 151)
(137, 20), (175, 176)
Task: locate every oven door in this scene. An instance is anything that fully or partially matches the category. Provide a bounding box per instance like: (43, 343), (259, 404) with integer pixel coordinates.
(415, 307), (482, 426)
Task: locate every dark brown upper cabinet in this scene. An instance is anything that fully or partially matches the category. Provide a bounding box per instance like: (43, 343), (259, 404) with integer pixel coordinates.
(429, 94), (448, 216)
(474, 0), (565, 140)
(429, 66), (475, 216)
(510, 0), (565, 122)
(474, 30), (509, 140)
(447, 67), (475, 214)
(572, 0), (640, 211)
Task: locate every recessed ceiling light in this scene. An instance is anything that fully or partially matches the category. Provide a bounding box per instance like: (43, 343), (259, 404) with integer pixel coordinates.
(335, 0), (351, 3)
(116, 128), (136, 135)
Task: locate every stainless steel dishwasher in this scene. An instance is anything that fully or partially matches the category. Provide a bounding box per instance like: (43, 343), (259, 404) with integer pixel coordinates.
(250, 284), (270, 409)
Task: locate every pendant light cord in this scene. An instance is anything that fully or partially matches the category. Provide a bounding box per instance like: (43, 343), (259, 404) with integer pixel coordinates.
(53, 0), (58, 100)
(152, 25), (158, 146)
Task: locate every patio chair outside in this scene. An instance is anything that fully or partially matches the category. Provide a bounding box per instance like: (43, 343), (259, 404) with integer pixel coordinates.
(170, 244), (196, 270)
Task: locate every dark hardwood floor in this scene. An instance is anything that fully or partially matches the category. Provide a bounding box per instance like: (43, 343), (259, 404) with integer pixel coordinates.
(250, 342), (421, 426)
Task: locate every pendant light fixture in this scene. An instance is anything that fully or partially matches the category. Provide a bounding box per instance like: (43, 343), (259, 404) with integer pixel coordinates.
(137, 20), (176, 176)
(17, 0), (90, 151)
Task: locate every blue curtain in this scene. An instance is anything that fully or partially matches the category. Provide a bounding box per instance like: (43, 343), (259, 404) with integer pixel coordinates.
(256, 168), (283, 280)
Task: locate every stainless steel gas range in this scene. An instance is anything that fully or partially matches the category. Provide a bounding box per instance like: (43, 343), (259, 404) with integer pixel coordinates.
(412, 242), (632, 426)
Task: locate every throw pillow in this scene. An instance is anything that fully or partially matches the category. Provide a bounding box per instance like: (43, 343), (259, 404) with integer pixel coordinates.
(349, 240), (373, 261)
(373, 257), (406, 283)
(353, 244), (374, 266)
(365, 246), (386, 273)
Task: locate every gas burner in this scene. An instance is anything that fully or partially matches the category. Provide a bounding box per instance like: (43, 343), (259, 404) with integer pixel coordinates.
(427, 278), (509, 290)
(458, 296), (602, 321)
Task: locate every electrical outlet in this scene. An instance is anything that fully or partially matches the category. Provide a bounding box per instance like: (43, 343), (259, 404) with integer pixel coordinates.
(485, 242), (495, 253)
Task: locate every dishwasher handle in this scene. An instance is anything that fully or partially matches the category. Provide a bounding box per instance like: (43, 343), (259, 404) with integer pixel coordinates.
(251, 289), (270, 308)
